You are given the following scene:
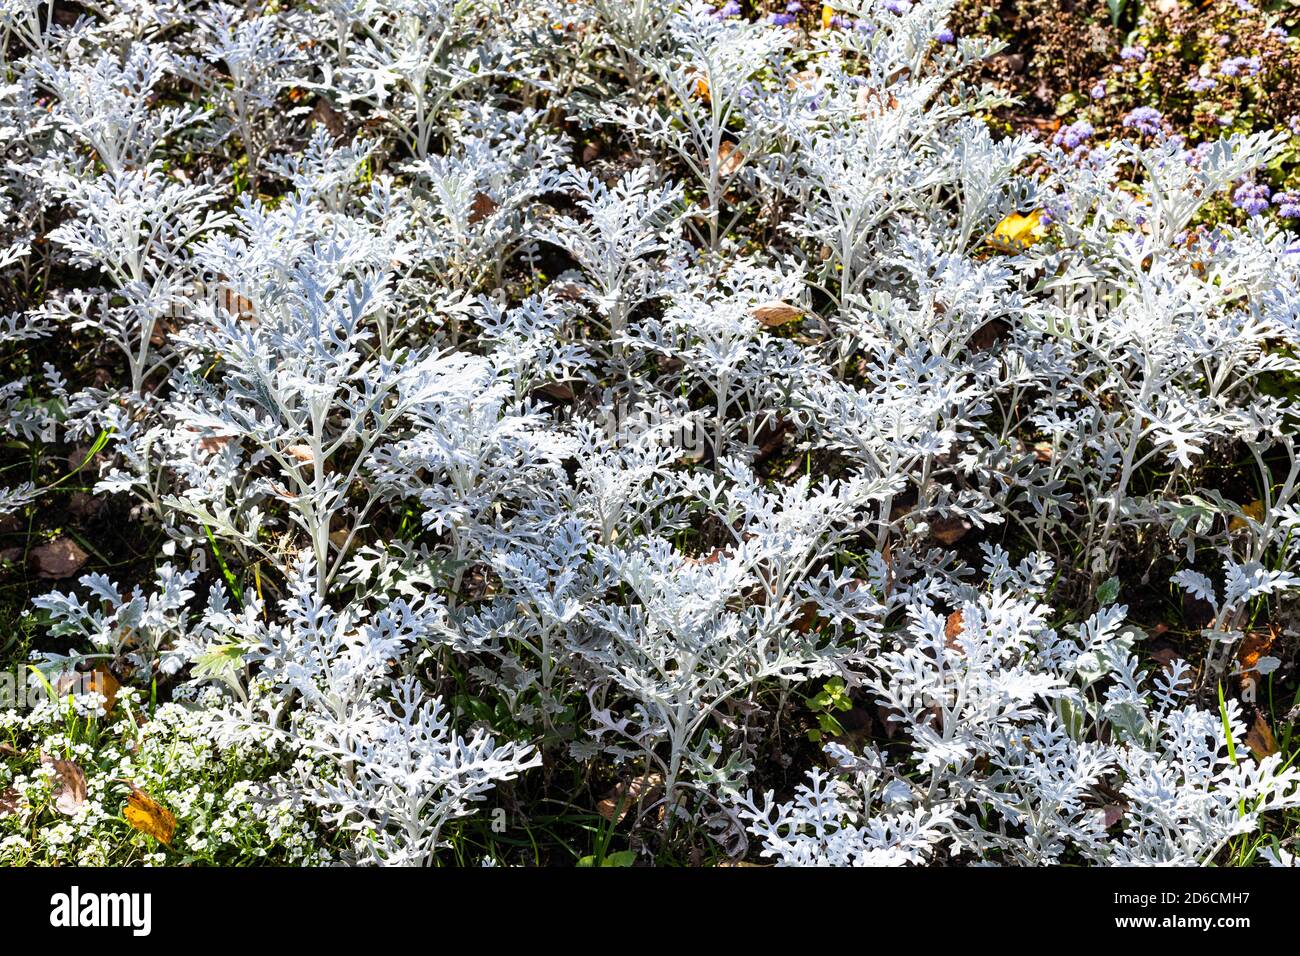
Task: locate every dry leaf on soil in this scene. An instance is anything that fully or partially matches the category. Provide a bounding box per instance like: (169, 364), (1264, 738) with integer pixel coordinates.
(717, 140), (743, 177)
(469, 191), (497, 224)
(1238, 626), (1277, 698)
(929, 515), (972, 546)
(596, 773), (663, 824)
(1246, 712), (1278, 759)
(944, 610), (965, 652)
(43, 755), (87, 817)
(751, 301), (803, 327)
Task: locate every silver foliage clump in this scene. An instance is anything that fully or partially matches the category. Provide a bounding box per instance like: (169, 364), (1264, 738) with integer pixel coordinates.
(6, 0), (1300, 866)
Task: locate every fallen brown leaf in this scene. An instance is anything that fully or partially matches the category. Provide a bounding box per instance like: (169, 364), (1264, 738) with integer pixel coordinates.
(944, 610), (965, 652)
(468, 191), (497, 225)
(717, 140), (743, 177)
(43, 755), (86, 817)
(0, 787), (20, 817)
(199, 433), (235, 453)
(1239, 626), (1277, 699)
(596, 773), (663, 824)
(1246, 712), (1278, 759)
(751, 301), (803, 327)
(929, 515), (972, 546)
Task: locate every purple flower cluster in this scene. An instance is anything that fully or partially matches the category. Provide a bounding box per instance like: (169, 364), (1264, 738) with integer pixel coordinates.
(1052, 120), (1094, 152)
(1232, 181), (1271, 216)
(1122, 106), (1163, 136)
(719, 0), (742, 16)
(1090, 82), (1106, 100)
(769, 12), (796, 25)
(1276, 192), (1300, 218)
(1120, 45), (1146, 63)
(1220, 56), (1261, 77)
(934, 28), (954, 43)
(1187, 76), (1217, 93)
(883, 0), (911, 14)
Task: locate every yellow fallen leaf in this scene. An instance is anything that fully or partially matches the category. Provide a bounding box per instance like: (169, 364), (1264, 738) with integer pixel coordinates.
(751, 301), (803, 327)
(124, 786), (176, 846)
(986, 209), (1048, 253)
(285, 444), (315, 464)
(822, 4), (835, 29)
(1229, 498), (1265, 533)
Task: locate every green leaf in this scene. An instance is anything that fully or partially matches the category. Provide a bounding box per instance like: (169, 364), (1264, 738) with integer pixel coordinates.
(1098, 576), (1121, 606)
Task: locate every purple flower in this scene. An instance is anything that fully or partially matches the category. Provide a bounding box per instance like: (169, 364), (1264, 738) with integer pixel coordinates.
(1187, 76), (1217, 93)
(1232, 181), (1271, 217)
(1220, 56), (1261, 77)
(1122, 106), (1163, 136)
(1089, 82), (1106, 100)
(1275, 191), (1300, 218)
(934, 28), (954, 43)
(769, 12), (796, 25)
(853, 18), (875, 32)
(785, 1), (803, 10)
(1234, 0), (1256, 11)
(883, 0), (911, 14)
(1120, 45), (1146, 63)
(719, 0), (742, 16)
(1052, 120), (1094, 152)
